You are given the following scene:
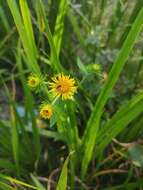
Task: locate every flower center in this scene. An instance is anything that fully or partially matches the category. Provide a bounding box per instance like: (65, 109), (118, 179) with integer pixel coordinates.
(56, 82), (70, 93)
(30, 79), (36, 85)
(43, 110), (49, 116)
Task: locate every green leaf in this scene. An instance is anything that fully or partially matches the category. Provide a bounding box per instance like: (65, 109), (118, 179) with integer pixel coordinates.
(56, 155), (70, 190)
(19, 0), (37, 57)
(0, 174), (37, 189)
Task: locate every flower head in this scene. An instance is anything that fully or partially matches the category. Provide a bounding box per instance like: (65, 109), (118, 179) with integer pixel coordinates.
(40, 104), (53, 119)
(27, 74), (40, 88)
(49, 73), (77, 100)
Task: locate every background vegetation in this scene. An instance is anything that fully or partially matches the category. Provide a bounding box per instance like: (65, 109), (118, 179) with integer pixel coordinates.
(0, 0), (143, 189)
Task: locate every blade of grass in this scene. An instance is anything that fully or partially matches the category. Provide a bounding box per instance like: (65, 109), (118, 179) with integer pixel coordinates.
(53, 0), (68, 57)
(56, 154), (70, 190)
(19, 0), (38, 57)
(5, 176), (37, 189)
(81, 7), (143, 177)
(95, 91), (143, 155)
(7, 0), (40, 74)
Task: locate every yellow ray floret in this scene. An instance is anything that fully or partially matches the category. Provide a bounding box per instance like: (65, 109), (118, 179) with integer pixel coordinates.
(49, 73), (77, 100)
(27, 75), (40, 88)
(40, 104), (53, 119)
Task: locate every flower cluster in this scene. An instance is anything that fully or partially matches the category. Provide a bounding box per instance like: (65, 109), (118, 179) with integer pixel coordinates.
(27, 73), (77, 120)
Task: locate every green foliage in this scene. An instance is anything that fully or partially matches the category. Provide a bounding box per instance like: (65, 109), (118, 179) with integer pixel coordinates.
(0, 0), (143, 189)
(81, 7), (143, 177)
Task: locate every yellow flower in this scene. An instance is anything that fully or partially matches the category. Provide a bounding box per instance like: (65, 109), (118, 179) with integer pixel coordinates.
(40, 104), (53, 119)
(27, 75), (40, 88)
(49, 73), (77, 100)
